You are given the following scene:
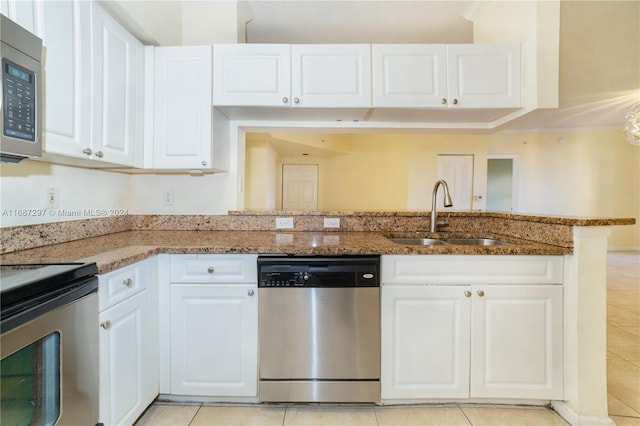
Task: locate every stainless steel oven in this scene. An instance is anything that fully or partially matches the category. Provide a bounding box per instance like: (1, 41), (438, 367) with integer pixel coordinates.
(1, 263), (100, 425)
(257, 256), (380, 403)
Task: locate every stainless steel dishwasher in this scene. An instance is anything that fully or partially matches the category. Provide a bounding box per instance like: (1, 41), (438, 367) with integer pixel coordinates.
(257, 255), (380, 403)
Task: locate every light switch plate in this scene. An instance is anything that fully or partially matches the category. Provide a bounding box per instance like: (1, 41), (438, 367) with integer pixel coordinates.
(276, 217), (294, 229)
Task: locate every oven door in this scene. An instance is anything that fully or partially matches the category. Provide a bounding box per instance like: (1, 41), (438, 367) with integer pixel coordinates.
(1, 292), (99, 425)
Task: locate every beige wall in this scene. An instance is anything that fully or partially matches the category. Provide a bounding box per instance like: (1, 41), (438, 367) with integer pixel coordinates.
(244, 129), (639, 249)
(488, 129), (640, 250)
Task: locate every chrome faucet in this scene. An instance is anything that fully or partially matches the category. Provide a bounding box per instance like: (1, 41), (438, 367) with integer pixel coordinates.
(430, 179), (453, 232)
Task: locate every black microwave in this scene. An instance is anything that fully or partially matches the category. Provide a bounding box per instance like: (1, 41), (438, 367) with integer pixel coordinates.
(0, 14), (42, 163)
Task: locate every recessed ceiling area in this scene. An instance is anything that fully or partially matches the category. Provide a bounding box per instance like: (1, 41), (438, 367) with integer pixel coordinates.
(243, 0), (474, 44)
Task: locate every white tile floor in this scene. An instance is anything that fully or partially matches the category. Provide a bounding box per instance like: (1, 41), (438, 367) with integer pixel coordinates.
(136, 251), (640, 426)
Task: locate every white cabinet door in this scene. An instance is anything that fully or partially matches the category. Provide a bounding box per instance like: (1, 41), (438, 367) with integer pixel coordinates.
(153, 46), (212, 169)
(99, 290), (154, 426)
(37, 0), (92, 159)
(1, 0), (42, 36)
(291, 44), (371, 108)
(213, 44), (291, 106)
(170, 283), (258, 396)
(470, 285), (563, 399)
(372, 44), (447, 108)
(381, 285), (471, 399)
(91, 2), (143, 166)
(447, 44), (521, 108)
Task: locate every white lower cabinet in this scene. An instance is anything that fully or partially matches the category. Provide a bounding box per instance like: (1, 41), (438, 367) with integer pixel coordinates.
(161, 254), (259, 397)
(381, 255), (564, 402)
(170, 283), (258, 396)
(98, 258), (158, 426)
(470, 285), (563, 399)
(381, 285), (471, 399)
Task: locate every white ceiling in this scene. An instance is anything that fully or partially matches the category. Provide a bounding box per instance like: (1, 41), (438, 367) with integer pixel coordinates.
(240, 0), (640, 132)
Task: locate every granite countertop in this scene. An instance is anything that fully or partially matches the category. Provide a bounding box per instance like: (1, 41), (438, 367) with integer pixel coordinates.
(0, 230), (570, 274)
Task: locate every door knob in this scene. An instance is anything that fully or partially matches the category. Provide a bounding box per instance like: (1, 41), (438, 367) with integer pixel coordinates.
(464, 290), (472, 298)
(477, 290), (485, 297)
(100, 320), (112, 330)
(207, 267), (215, 274)
(248, 289), (254, 296)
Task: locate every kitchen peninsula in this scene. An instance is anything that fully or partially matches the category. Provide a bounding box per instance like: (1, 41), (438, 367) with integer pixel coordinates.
(0, 210), (634, 426)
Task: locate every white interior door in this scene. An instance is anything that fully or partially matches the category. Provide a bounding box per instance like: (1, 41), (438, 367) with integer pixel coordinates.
(437, 155), (474, 210)
(282, 164), (318, 211)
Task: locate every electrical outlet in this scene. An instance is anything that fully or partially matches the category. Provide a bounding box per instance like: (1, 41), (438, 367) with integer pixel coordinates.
(323, 218), (340, 228)
(163, 188), (174, 206)
(46, 187), (59, 209)
(275, 217), (294, 229)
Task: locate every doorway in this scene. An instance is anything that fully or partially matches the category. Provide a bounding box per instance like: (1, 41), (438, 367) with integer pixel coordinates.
(486, 155), (518, 212)
(282, 164), (319, 211)
(437, 155), (474, 210)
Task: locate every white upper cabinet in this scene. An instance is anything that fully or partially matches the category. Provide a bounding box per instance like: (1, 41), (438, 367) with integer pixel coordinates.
(213, 44), (372, 108)
(91, 2), (144, 166)
(446, 44), (521, 108)
(372, 43), (521, 109)
(291, 44), (371, 108)
(4, 0), (92, 160)
(4, 0), (144, 167)
(151, 46), (213, 170)
(372, 44), (447, 108)
(213, 44), (291, 107)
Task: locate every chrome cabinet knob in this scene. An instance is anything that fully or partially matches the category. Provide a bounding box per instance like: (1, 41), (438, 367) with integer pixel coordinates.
(282, 97), (289, 103)
(452, 98), (459, 105)
(123, 278), (133, 287)
(441, 98), (447, 105)
(477, 290), (485, 297)
(100, 320), (112, 329)
(248, 289), (254, 296)
(464, 290), (472, 298)
(207, 267), (214, 274)
(293, 97), (300, 104)
(95, 151), (104, 158)
(82, 148), (92, 156)
(201, 161), (207, 166)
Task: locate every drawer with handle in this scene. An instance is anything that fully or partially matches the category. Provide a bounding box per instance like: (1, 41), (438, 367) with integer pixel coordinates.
(98, 259), (148, 311)
(170, 254), (257, 284)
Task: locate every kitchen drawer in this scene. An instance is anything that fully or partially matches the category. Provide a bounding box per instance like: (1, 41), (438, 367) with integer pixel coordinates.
(170, 254), (258, 284)
(381, 255), (564, 285)
(99, 259), (148, 311)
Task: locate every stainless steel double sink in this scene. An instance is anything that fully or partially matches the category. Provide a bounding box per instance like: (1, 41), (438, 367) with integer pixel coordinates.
(388, 237), (512, 246)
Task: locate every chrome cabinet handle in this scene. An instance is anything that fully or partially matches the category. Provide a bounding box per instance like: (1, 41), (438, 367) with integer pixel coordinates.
(123, 278), (133, 287)
(248, 289), (254, 296)
(95, 151), (104, 158)
(100, 320), (112, 329)
(282, 97), (289, 103)
(82, 148), (92, 156)
(452, 98), (459, 105)
(477, 290), (485, 297)
(464, 290), (472, 298)
(441, 98), (447, 105)
(207, 267), (214, 274)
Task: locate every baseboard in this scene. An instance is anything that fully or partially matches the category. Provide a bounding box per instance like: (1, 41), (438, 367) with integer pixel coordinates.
(551, 401), (615, 426)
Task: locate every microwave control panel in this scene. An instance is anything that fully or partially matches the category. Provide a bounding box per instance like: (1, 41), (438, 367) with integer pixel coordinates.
(2, 58), (37, 142)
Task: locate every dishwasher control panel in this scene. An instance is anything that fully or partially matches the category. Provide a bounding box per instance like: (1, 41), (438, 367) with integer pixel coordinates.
(257, 256), (380, 288)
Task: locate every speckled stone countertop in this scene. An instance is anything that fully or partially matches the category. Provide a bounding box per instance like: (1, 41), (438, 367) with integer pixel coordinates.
(0, 211), (634, 274)
(0, 230), (569, 274)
